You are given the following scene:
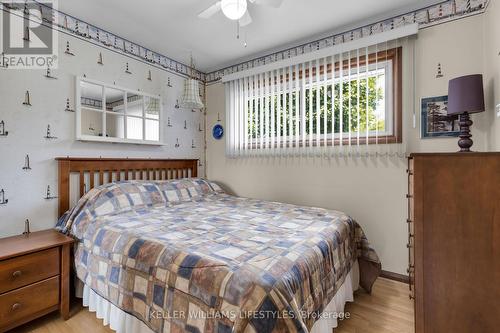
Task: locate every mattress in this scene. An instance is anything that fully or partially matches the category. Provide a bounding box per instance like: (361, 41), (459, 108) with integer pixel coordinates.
(58, 178), (380, 333)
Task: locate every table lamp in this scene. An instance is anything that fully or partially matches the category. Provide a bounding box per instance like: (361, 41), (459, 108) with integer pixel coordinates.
(447, 74), (485, 152)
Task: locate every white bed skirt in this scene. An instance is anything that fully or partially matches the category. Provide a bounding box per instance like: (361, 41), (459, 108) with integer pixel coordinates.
(81, 260), (359, 333)
(83, 284), (153, 333)
(310, 260), (359, 333)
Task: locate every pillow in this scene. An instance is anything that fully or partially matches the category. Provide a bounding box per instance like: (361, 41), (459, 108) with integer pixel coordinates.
(56, 178), (224, 237)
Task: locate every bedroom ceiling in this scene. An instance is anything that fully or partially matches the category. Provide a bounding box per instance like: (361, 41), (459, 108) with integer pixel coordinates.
(59, 0), (442, 73)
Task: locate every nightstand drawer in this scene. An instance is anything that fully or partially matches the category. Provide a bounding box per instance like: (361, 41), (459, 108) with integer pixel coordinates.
(0, 276), (60, 330)
(0, 247), (59, 293)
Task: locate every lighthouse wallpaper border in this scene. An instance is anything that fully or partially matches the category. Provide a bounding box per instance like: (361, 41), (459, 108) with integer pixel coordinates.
(421, 95), (459, 138)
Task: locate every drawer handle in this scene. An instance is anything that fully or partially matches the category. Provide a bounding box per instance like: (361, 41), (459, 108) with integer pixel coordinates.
(12, 270), (22, 278)
(11, 303), (21, 311)
(407, 234), (414, 248)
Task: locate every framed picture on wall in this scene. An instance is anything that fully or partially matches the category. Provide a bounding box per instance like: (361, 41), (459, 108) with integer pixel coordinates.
(421, 95), (459, 138)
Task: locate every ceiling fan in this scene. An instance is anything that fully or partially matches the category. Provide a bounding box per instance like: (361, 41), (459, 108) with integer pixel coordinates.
(198, 0), (285, 27)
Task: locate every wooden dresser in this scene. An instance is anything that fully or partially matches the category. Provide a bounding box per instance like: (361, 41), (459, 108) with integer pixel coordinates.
(0, 229), (74, 332)
(407, 153), (500, 333)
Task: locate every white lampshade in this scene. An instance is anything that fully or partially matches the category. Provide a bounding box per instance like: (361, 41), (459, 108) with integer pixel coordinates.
(221, 0), (247, 20)
(179, 79), (204, 109)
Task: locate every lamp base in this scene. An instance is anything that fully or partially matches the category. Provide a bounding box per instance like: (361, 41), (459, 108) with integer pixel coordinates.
(458, 112), (473, 152)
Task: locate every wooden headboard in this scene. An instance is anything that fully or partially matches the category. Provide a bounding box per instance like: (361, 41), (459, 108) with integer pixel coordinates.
(56, 157), (198, 217)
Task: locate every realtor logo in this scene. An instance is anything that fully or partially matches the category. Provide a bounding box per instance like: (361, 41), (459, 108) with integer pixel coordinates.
(1, 0), (58, 69)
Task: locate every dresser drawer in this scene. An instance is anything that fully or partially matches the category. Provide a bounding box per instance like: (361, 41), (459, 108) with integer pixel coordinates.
(0, 247), (59, 294)
(0, 276), (60, 330)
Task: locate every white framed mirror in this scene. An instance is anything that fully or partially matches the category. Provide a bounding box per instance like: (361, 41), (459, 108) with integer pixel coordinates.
(76, 77), (163, 145)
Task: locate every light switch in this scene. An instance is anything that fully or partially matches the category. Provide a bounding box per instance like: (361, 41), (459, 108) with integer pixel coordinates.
(497, 103), (500, 118)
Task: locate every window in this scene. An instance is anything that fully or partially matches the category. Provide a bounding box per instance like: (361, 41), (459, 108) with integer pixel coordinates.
(77, 78), (162, 145)
(227, 47), (403, 154)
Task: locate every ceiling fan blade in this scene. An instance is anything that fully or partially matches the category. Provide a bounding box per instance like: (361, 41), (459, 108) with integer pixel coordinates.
(251, 0), (285, 8)
(239, 10), (252, 27)
(198, 1), (222, 19)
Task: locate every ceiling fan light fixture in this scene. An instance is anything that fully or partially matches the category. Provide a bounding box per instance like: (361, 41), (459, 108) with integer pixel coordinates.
(221, 0), (247, 20)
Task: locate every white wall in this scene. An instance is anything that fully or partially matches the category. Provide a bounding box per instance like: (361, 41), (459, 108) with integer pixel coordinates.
(410, 15), (489, 152)
(484, 0), (500, 150)
(206, 14), (492, 275)
(0, 27), (206, 237)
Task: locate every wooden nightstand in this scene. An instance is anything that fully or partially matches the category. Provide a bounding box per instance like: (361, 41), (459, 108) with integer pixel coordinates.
(0, 229), (74, 332)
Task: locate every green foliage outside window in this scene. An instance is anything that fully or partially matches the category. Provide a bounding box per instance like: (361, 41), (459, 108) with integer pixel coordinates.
(247, 74), (385, 139)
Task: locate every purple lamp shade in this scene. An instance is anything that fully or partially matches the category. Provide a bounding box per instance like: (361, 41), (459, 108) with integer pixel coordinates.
(447, 74), (485, 115)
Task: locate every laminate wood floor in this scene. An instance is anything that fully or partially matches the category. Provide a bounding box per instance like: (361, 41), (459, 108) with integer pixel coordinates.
(12, 278), (414, 333)
(335, 278), (414, 333)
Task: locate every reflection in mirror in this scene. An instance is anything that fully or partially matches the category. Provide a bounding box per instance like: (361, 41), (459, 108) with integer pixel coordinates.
(145, 119), (159, 141)
(80, 81), (103, 111)
(105, 87), (125, 113)
(126, 116), (143, 140)
(106, 113), (125, 139)
(81, 109), (102, 136)
(77, 78), (162, 144)
(145, 97), (160, 120)
(126, 93), (143, 117)
(145, 97), (160, 141)
(126, 92), (143, 140)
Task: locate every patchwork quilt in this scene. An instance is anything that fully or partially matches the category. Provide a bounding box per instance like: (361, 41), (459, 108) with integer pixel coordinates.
(57, 178), (381, 333)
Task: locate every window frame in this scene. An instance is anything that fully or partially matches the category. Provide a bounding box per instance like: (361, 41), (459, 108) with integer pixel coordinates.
(245, 47), (403, 148)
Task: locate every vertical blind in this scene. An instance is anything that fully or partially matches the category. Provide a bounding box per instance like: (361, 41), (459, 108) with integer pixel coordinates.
(224, 28), (416, 158)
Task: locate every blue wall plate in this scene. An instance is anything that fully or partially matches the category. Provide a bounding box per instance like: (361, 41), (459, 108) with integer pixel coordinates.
(212, 124), (224, 140)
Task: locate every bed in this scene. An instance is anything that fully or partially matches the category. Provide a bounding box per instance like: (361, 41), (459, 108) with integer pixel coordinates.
(55, 157), (381, 333)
